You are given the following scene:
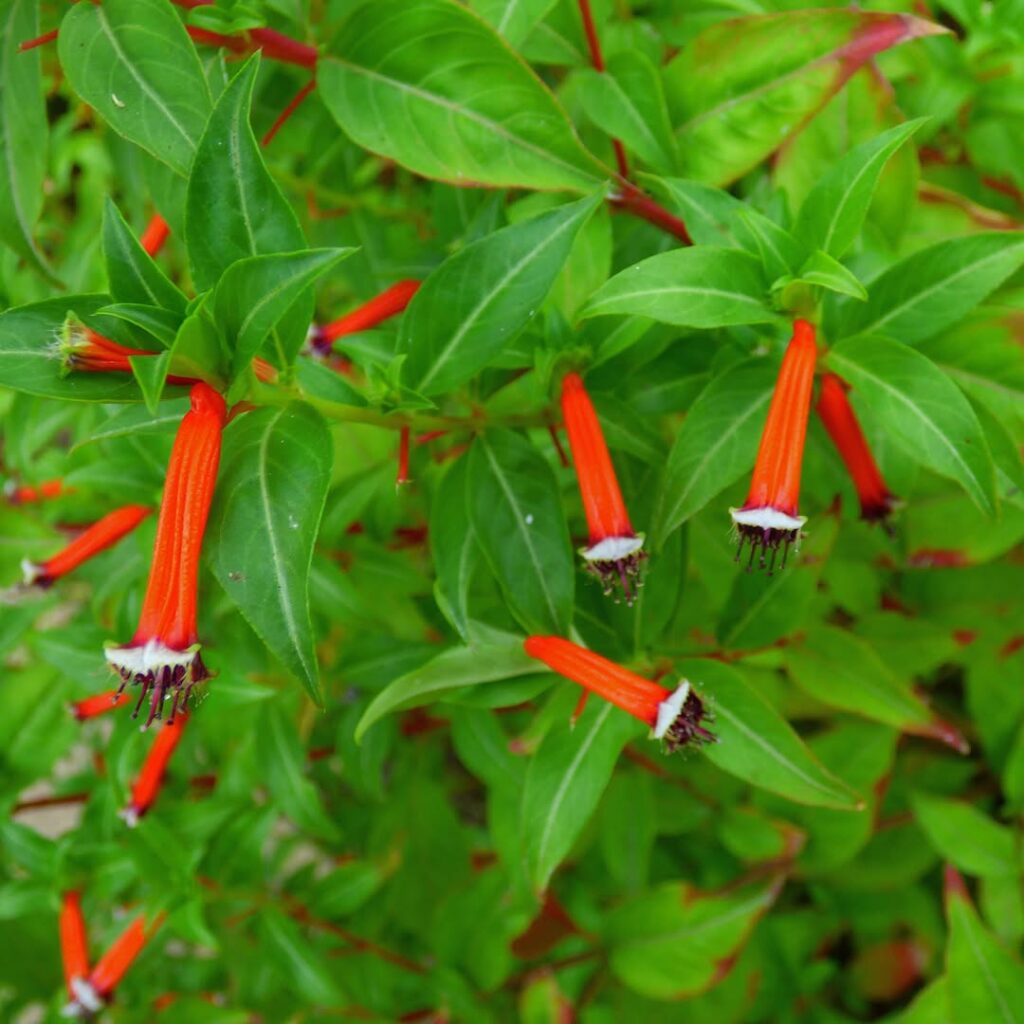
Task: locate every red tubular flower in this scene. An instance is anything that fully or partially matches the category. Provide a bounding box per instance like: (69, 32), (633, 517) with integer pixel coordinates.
(139, 215), (170, 257)
(560, 372), (644, 600)
(22, 505), (152, 588)
(122, 714), (188, 827)
(105, 383), (227, 726)
(72, 691), (132, 721)
(731, 319), (818, 571)
(313, 279), (421, 351)
(60, 891), (90, 1001)
(523, 636), (714, 752)
(5, 478), (68, 504)
(67, 912), (164, 1015)
(816, 373), (898, 523)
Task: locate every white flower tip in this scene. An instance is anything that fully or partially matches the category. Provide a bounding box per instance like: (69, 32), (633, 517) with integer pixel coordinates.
(69, 978), (103, 1014)
(582, 534), (645, 563)
(119, 804), (140, 829)
(653, 680), (691, 740)
(105, 639), (199, 677)
(729, 506), (806, 532)
(20, 558), (45, 586)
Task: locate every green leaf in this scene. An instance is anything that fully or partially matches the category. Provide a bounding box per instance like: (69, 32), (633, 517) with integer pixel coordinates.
(208, 403), (332, 705)
(520, 697), (640, 892)
(839, 233), (1024, 344)
(914, 795), (1017, 877)
(793, 120), (927, 258)
(469, 0), (557, 46)
(356, 628), (547, 741)
(74, 398), (190, 448)
(663, 10), (943, 185)
(827, 336), (997, 515)
(129, 351), (174, 413)
(785, 626), (965, 749)
(319, 0), (609, 192)
(576, 52), (678, 172)
(262, 909), (346, 1006)
(58, 0), (212, 177)
(211, 248), (355, 376)
(467, 430), (575, 635)
(651, 359), (777, 548)
(606, 877), (780, 999)
(401, 195), (599, 395)
(99, 303), (183, 349)
(687, 660), (861, 809)
(185, 55), (306, 291)
(581, 248), (774, 328)
(947, 876), (1024, 1023)
(103, 199), (187, 313)
(794, 250), (868, 301)
(0, 297), (142, 402)
(0, 0), (53, 278)
(430, 458), (479, 642)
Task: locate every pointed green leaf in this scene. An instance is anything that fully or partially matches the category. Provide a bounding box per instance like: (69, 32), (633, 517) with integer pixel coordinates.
(208, 403), (332, 705)
(469, 0), (557, 46)
(103, 199), (187, 313)
(795, 250), (868, 301)
(319, 0), (609, 192)
(915, 795), (1017, 877)
(430, 458), (479, 642)
(128, 351), (174, 413)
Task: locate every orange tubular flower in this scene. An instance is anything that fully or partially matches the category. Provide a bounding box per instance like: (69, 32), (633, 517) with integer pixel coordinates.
(60, 891), (90, 1001)
(312, 279), (421, 351)
(139, 215), (170, 257)
(105, 383), (227, 726)
(72, 690), (132, 721)
(560, 372), (645, 600)
(731, 319), (818, 572)
(67, 912), (164, 1016)
(524, 636), (714, 752)
(122, 714), (188, 827)
(5, 478), (67, 504)
(22, 505), (152, 588)
(816, 373), (898, 523)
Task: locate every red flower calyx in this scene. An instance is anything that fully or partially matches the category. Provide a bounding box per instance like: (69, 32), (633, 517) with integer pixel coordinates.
(731, 319), (817, 572)
(105, 383), (226, 726)
(560, 372), (645, 602)
(816, 372), (899, 523)
(524, 636), (714, 752)
(22, 505), (152, 588)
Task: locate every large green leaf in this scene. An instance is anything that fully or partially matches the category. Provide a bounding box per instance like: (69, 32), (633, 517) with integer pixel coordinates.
(651, 359), (777, 548)
(793, 120), (926, 259)
(606, 877), (781, 999)
(946, 872), (1024, 1023)
(520, 697), (641, 892)
(103, 199), (187, 314)
(319, 0), (609, 191)
(211, 248), (355, 376)
(58, 0), (212, 177)
(356, 628), (547, 741)
(469, 0), (557, 46)
(915, 796), (1017, 878)
(185, 55), (306, 291)
(0, 0), (52, 277)
(663, 10), (943, 185)
(208, 403), (332, 705)
(827, 337), (996, 515)
(467, 430), (575, 635)
(687, 660), (861, 809)
(401, 195), (599, 395)
(581, 248), (775, 328)
(0, 297), (142, 402)
(839, 233), (1024, 344)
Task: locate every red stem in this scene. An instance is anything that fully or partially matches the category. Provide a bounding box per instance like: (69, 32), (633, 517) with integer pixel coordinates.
(261, 79), (316, 147)
(578, 0), (629, 178)
(18, 28), (57, 52)
(612, 185), (693, 245)
(396, 427), (411, 486)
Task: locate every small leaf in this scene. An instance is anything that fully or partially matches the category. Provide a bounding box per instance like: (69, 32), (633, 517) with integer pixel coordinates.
(129, 351), (174, 413)
(262, 909), (346, 1006)
(914, 795), (1017, 877)
(605, 877), (781, 999)
(652, 359), (777, 547)
(581, 248), (775, 328)
(520, 697), (641, 892)
(356, 628), (547, 741)
(211, 248), (355, 376)
(688, 660), (861, 809)
(319, 0), (609, 192)
(467, 430), (575, 635)
(839, 233), (1024, 344)
(793, 120), (927, 258)
(58, 0), (212, 176)
(827, 336), (997, 515)
(430, 458), (479, 642)
(401, 195), (599, 395)
(946, 870), (1024, 1022)
(794, 250), (868, 301)
(103, 199), (187, 313)
(208, 403), (332, 705)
